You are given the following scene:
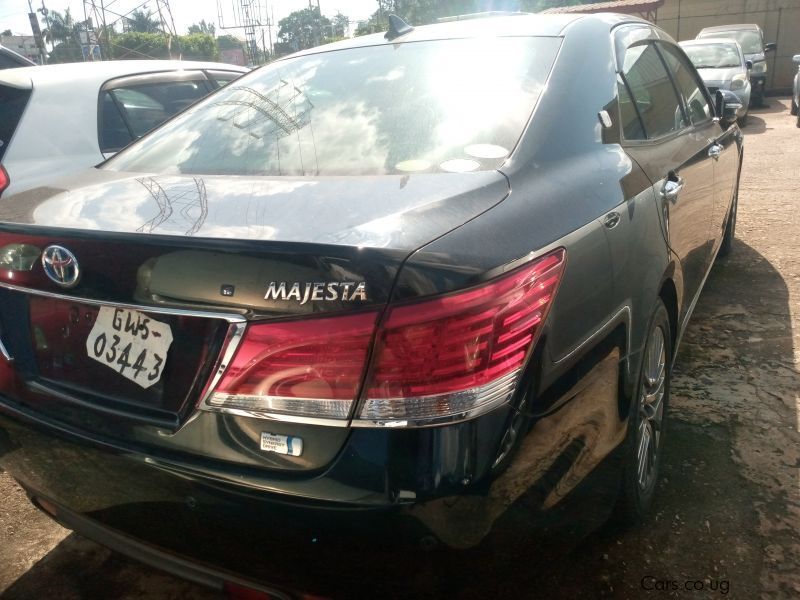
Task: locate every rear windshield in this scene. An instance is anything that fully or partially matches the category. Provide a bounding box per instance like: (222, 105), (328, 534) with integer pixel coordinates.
(683, 44), (742, 69)
(698, 30), (762, 55)
(0, 85), (31, 161)
(106, 37), (561, 176)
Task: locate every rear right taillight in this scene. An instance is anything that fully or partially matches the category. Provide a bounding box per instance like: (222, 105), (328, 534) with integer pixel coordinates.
(0, 166), (9, 197)
(356, 249), (565, 425)
(203, 249), (565, 427)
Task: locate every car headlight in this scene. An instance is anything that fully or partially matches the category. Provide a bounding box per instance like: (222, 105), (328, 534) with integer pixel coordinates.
(751, 61), (767, 74)
(730, 74), (748, 91)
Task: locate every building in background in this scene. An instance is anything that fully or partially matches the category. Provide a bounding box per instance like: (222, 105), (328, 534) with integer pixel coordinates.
(543, 0), (798, 93)
(0, 35), (42, 64)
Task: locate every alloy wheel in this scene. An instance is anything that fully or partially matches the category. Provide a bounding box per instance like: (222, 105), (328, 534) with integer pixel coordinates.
(636, 325), (666, 491)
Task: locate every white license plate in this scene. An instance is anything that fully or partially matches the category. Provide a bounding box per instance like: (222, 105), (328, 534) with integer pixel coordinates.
(85, 307), (174, 389)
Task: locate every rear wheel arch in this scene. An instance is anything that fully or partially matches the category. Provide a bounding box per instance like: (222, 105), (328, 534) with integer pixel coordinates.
(659, 277), (679, 356)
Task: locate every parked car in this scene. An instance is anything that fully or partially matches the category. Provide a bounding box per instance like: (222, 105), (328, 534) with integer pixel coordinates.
(0, 13), (743, 598)
(696, 24), (776, 107)
(0, 60), (247, 198)
(792, 54), (800, 126)
(0, 44), (37, 69)
(680, 38), (751, 123)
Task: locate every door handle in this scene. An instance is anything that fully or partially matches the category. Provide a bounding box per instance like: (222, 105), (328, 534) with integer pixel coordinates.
(708, 144), (723, 160)
(661, 175), (684, 202)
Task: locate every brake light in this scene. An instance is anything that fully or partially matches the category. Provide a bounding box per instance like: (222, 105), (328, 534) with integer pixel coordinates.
(0, 166), (9, 196)
(207, 312), (378, 421)
(204, 249), (565, 426)
(357, 249), (565, 424)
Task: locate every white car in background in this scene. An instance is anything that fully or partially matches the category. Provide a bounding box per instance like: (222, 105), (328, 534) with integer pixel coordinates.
(680, 38), (751, 124)
(0, 60), (247, 198)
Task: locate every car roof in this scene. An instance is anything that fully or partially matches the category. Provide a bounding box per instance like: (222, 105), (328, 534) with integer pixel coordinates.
(698, 24), (760, 33)
(0, 59), (247, 90)
(287, 13), (648, 60)
(681, 38), (742, 47)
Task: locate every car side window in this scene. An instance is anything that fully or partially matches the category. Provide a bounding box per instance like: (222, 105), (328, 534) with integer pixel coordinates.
(99, 92), (134, 154)
(206, 70), (243, 88)
(108, 80), (210, 138)
(617, 76), (646, 140)
(621, 42), (687, 140)
(657, 43), (712, 125)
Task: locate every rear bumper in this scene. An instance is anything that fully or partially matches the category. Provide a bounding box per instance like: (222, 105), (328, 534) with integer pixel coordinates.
(0, 345), (627, 596)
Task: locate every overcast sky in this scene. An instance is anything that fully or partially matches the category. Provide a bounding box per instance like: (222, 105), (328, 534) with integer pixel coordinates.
(0, 0), (377, 37)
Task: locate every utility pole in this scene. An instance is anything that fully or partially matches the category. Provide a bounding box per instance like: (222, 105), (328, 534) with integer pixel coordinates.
(27, 0), (47, 64)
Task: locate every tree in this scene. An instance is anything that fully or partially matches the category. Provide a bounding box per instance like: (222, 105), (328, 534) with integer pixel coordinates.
(1, 29), (12, 36)
(277, 7), (332, 51)
(188, 20), (215, 36)
(332, 12), (350, 38)
(126, 9), (161, 34)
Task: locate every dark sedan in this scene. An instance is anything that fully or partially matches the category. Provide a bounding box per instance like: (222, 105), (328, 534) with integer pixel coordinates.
(0, 12), (743, 598)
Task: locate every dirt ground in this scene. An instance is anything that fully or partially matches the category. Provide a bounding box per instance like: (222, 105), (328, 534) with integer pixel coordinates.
(1, 100), (798, 600)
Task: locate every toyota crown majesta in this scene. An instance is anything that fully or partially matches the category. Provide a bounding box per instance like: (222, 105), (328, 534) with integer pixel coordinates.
(0, 12), (743, 598)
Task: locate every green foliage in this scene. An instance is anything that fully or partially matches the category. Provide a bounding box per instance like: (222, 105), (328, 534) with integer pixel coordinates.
(278, 7), (333, 51)
(110, 32), (219, 61)
(2, 29), (13, 36)
(48, 40), (83, 63)
(188, 20), (216, 36)
(125, 9), (161, 34)
(217, 34), (244, 51)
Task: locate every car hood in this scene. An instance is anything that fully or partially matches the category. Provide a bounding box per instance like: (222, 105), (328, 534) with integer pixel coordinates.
(0, 167), (510, 252)
(697, 66), (746, 83)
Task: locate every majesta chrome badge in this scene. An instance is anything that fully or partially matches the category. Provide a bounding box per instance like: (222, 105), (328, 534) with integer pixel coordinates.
(264, 282), (367, 305)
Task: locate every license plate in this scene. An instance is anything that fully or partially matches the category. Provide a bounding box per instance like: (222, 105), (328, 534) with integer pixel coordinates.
(85, 307), (174, 389)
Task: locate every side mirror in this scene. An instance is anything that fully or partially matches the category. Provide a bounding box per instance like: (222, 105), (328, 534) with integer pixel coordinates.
(764, 42), (777, 53)
(745, 59), (753, 70)
(715, 89), (742, 128)
(793, 54), (800, 65)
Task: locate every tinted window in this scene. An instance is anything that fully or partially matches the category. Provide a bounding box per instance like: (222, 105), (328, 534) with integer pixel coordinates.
(659, 44), (712, 125)
(207, 70), (243, 87)
(99, 92), (134, 153)
(621, 43), (686, 140)
(0, 54), (23, 69)
(106, 37), (562, 176)
(698, 29), (762, 54)
(682, 43), (743, 69)
(617, 76), (646, 140)
(109, 80), (209, 137)
(0, 85), (31, 160)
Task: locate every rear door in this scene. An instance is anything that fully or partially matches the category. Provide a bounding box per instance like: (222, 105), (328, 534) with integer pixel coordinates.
(616, 38), (717, 321)
(657, 41), (737, 257)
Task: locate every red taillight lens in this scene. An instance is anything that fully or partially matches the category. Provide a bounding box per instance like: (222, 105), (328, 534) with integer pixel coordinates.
(358, 249), (565, 424)
(0, 166), (9, 196)
(204, 250), (565, 427)
(207, 312), (378, 421)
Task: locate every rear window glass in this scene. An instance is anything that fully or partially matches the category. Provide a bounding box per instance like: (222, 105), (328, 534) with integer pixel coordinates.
(697, 29), (762, 55)
(109, 80), (209, 137)
(0, 85), (31, 161)
(106, 37), (562, 176)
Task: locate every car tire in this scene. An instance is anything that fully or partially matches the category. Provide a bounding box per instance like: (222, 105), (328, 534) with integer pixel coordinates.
(791, 98), (798, 116)
(738, 112), (748, 127)
(615, 299), (671, 526)
(717, 177), (738, 258)
(796, 110), (800, 129)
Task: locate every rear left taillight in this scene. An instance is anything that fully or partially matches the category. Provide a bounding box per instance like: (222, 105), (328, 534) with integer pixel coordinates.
(0, 166), (9, 197)
(203, 249), (565, 427)
(206, 312), (379, 422)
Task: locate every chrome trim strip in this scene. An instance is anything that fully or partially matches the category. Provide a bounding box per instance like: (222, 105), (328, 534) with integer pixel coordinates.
(206, 393), (353, 420)
(353, 369), (520, 429)
(197, 322), (247, 407)
(199, 404), (352, 428)
(0, 282), (247, 323)
(0, 337), (12, 362)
